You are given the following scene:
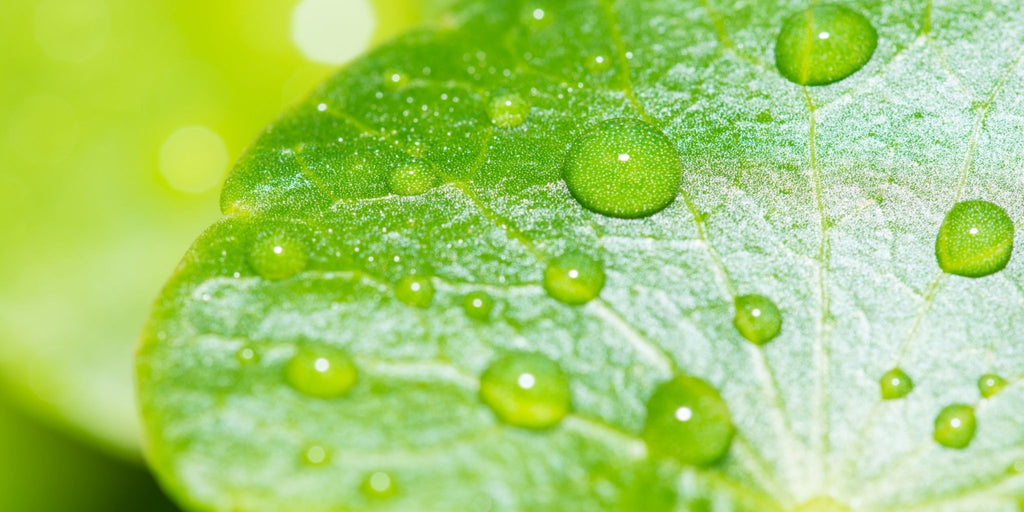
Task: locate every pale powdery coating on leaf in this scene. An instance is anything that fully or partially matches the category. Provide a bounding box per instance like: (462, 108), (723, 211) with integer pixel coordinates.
(136, 0), (1024, 511)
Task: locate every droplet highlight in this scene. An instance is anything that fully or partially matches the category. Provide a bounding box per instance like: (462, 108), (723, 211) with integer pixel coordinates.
(879, 367), (913, 400)
(642, 375), (734, 466)
(978, 373), (1007, 398)
(488, 93), (530, 129)
(543, 251), (605, 305)
(395, 275), (435, 308)
(462, 291), (495, 320)
(733, 294), (782, 345)
(774, 5), (878, 86)
(933, 404), (977, 449)
(479, 352), (571, 429)
(935, 200), (1014, 278)
(389, 160), (440, 196)
(248, 232), (309, 281)
(562, 118), (683, 219)
(285, 347), (357, 399)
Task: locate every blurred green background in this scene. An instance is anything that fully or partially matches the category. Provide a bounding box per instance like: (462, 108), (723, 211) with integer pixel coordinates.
(0, 0), (446, 508)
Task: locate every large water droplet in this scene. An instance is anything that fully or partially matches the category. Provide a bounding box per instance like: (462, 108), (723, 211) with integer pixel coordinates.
(880, 367), (913, 400)
(774, 5), (877, 86)
(248, 232), (309, 281)
(933, 404), (976, 449)
(389, 160), (440, 196)
(978, 373), (1007, 398)
(733, 294), (782, 345)
(361, 471), (397, 499)
(395, 275), (435, 308)
(488, 93), (530, 129)
(479, 352), (571, 429)
(462, 291), (495, 320)
(642, 375), (734, 466)
(936, 200), (1014, 278)
(285, 347), (357, 399)
(543, 251), (605, 305)
(562, 118), (682, 219)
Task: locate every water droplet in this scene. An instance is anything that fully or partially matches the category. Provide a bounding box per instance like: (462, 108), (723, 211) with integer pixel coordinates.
(285, 347), (357, 399)
(733, 294), (782, 345)
(236, 346), (260, 365)
(526, 6), (554, 31)
(389, 160), (440, 196)
(795, 497), (851, 512)
(303, 444), (329, 465)
(585, 54), (612, 73)
(248, 232), (309, 281)
(879, 367), (913, 400)
(978, 373), (1007, 398)
(361, 471), (397, 499)
(384, 69), (409, 90)
(479, 352), (571, 429)
(395, 275), (435, 308)
(642, 375), (734, 466)
(563, 118), (682, 218)
(488, 93), (530, 129)
(774, 5), (877, 86)
(462, 291), (495, 320)
(933, 404), (977, 449)
(936, 200), (1014, 278)
(543, 251), (605, 305)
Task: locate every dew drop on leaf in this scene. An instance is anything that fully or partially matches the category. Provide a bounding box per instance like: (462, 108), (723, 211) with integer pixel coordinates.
(732, 294), (782, 345)
(642, 375), (734, 466)
(879, 367), (914, 400)
(462, 291), (495, 320)
(384, 69), (409, 90)
(394, 275), (435, 308)
(774, 5), (878, 86)
(543, 251), (605, 305)
(933, 404), (977, 449)
(285, 347), (358, 399)
(487, 93), (530, 129)
(479, 352), (571, 429)
(361, 471), (397, 499)
(236, 345), (260, 366)
(935, 200), (1014, 278)
(248, 232), (309, 281)
(389, 160), (440, 196)
(585, 54), (612, 73)
(978, 373), (1007, 398)
(303, 444), (330, 466)
(562, 118), (682, 219)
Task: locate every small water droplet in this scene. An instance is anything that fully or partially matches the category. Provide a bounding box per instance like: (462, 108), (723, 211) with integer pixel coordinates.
(643, 375), (734, 466)
(248, 232), (309, 281)
(236, 346), (260, 365)
(285, 347), (357, 399)
(879, 367), (913, 400)
(462, 291), (495, 320)
(479, 352), (571, 429)
(733, 294), (782, 345)
(774, 5), (877, 86)
(935, 200), (1014, 278)
(384, 69), (408, 90)
(563, 118), (682, 218)
(389, 160), (440, 196)
(978, 373), (1007, 398)
(303, 444), (329, 465)
(361, 471), (397, 499)
(487, 93), (530, 129)
(543, 251), (605, 305)
(933, 404), (976, 449)
(395, 275), (435, 308)
(585, 54), (612, 73)
(526, 6), (554, 31)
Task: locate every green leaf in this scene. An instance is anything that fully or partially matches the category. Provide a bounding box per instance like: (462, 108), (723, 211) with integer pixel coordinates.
(137, 0), (1024, 510)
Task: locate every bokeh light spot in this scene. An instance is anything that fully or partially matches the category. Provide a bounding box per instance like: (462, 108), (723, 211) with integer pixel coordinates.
(291, 0), (375, 64)
(158, 126), (229, 194)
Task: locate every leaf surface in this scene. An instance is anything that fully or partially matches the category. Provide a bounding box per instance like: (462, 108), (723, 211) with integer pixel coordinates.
(137, 0), (1024, 510)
